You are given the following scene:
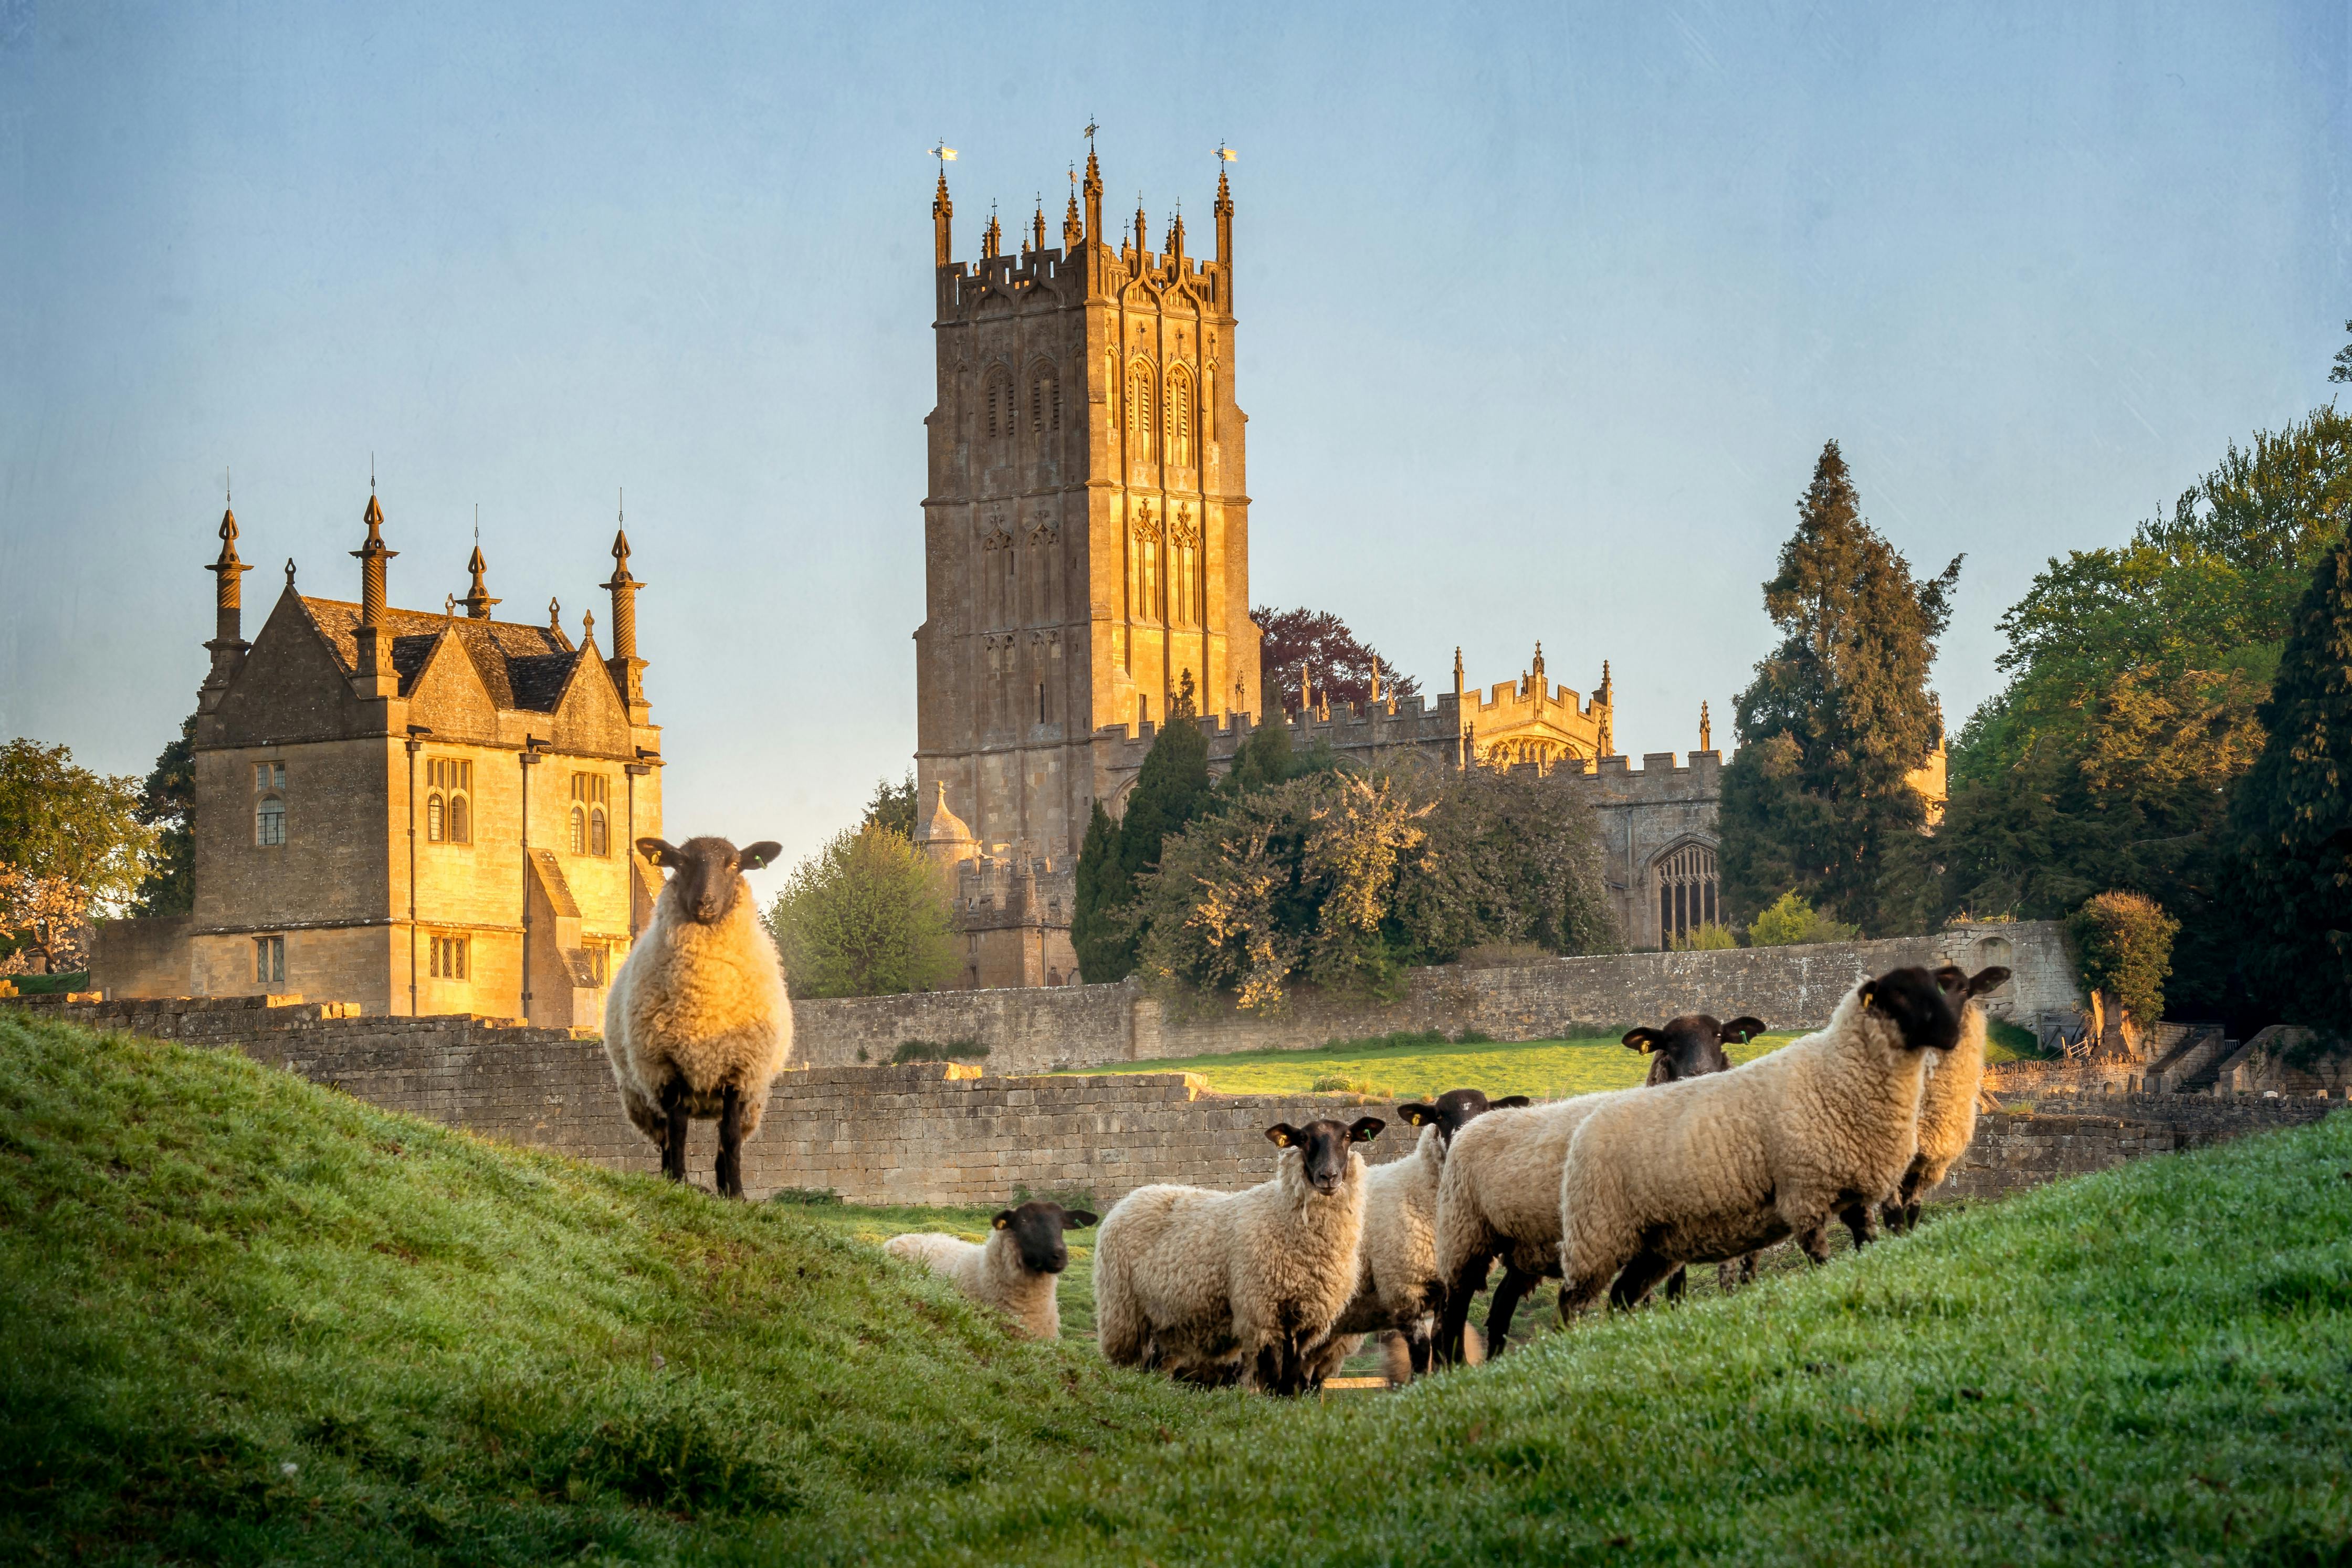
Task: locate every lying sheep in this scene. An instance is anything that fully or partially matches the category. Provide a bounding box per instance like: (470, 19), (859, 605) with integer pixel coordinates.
(603, 835), (792, 1199)
(884, 1200), (1099, 1340)
(1094, 1116), (1384, 1394)
(1558, 965), (1990, 1316)
(1306, 1089), (1525, 1385)
(1882, 966), (2010, 1233)
(1624, 1014), (1767, 1301)
(1432, 1013), (1763, 1365)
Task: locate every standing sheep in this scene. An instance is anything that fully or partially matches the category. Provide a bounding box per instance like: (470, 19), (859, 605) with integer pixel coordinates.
(1623, 1014), (1768, 1301)
(1094, 1116), (1384, 1394)
(603, 835), (793, 1199)
(1308, 1088), (1526, 1386)
(884, 1201), (1099, 1340)
(1882, 966), (2010, 1233)
(1431, 1013), (1765, 1366)
(1557, 965), (1990, 1316)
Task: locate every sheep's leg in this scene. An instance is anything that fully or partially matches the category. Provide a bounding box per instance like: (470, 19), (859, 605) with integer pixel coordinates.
(1406, 1327), (1433, 1380)
(1797, 1224), (1832, 1265)
(1716, 1252), (1757, 1293)
(1610, 1250), (1678, 1312)
(1485, 1266), (1537, 1353)
(1559, 1268), (1611, 1319)
(658, 1078), (690, 1184)
(1839, 1202), (1875, 1251)
(1433, 1255), (1490, 1370)
(715, 1085), (746, 1200)
(1663, 1265), (1689, 1304)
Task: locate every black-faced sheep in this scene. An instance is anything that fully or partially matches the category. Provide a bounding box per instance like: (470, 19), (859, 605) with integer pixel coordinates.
(1557, 965), (1988, 1316)
(1432, 1014), (1763, 1366)
(1623, 1014), (1767, 1300)
(1882, 966), (2010, 1233)
(1094, 1116), (1384, 1395)
(1307, 1088), (1525, 1385)
(884, 1200), (1099, 1340)
(602, 835), (792, 1199)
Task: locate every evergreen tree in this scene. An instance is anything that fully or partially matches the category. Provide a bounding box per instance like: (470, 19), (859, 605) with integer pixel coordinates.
(132, 714), (197, 917)
(1071, 689), (1212, 982)
(1719, 440), (1961, 935)
(2229, 539), (2352, 1024)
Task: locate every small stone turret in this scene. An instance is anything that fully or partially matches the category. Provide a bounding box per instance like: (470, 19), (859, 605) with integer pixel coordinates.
(350, 491), (398, 699)
(460, 544), (500, 619)
(602, 525), (649, 722)
(200, 497), (253, 712)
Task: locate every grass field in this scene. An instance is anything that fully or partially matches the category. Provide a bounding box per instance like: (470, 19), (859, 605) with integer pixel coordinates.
(5, 1010), (2346, 1565)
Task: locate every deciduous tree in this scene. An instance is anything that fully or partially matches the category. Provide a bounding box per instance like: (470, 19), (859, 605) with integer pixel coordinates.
(1252, 605), (1421, 712)
(0, 737), (151, 971)
(765, 827), (958, 998)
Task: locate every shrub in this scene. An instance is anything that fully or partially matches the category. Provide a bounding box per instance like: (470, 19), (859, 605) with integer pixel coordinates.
(889, 1039), (989, 1065)
(2065, 891), (2179, 1023)
(766, 827), (959, 998)
(1308, 1075), (1396, 1099)
(1672, 922), (1739, 951)
(1746, 891), (1859, 947)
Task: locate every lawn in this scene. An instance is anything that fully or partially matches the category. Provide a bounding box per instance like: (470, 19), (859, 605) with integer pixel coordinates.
(4, 1009), (2346, 1565)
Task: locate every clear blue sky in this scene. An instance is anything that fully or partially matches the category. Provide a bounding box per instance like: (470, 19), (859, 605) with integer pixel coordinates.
(3, 1), (2347, 890)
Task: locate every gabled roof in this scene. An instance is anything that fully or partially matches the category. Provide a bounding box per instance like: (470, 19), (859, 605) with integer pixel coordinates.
(297, 597), (583, 714)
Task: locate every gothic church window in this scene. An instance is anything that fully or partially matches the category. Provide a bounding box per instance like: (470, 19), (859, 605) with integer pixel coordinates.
(1166, 364), (1194, 467)
(983, 367), (1016, 442)
(1128, 359), (1156, 459)
(1031, 367), (1060, 433)
(1655, 841), (1720, 949)
(571, 773), (610, 856)
(426, 758), (471, 844)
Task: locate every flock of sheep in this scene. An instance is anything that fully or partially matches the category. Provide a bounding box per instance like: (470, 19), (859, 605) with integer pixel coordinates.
(601, 833), (2012, 1393)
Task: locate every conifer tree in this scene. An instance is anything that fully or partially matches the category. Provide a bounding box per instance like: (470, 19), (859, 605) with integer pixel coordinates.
(1719, 440), (1961, 935)
(2229, 539), (2352, 1023)
(132, 714), (197, 917)
(1072, 683), (1213, 982)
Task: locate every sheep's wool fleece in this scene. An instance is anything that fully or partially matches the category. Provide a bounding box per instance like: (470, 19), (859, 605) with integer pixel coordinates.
(1434, 1091), (1636, 1280)
(1094, 1149), (1368, 1381)
(1329, 1125), (1453, 1335)
(603, 879), (793, 1135)
(1560, 986), (1931, 1280)
(883, 1231), (1060, 1340)
(1911, 1002), (1989, 1185)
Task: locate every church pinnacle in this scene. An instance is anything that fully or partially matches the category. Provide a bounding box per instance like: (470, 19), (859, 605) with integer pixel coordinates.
(1063, 172), (1084, 250)
(932, 169), (953, 266)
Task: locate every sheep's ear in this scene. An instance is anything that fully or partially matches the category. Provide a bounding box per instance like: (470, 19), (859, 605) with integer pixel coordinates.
(1967, 966), (2012, 997)
(1719, 1016), (1768, 1045)
(1933, 965), (1971, 1004)
(739, 840), (783, 871)
(1857, 980), (1880, 1011)
(991, 1209), (1014, 1230)
(1266, 1124), (1299, 1148)
(637, 837), (683, 868)
(1062, 1210), (1099, 1230)
(1398, 1102), (1435, 1127)
(1493, 1095), (1532, 1109)
(1348, 1117), (1385, 1143)
(1622, 1028), (1662, 1054)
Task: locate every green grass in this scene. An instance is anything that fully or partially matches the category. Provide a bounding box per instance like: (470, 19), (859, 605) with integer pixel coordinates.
(1, 969), (91, 995)
(6, 1012), (2350, 1564)
(1052, 1025), (1802, 1100)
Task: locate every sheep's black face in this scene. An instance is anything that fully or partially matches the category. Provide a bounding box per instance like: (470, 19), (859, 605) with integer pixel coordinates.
(1267, 1117), (1384, 1195)
(1397, 1088), (1530, 1148)
(1860, 967), (1965, 1053)
(993, 1199), (1098, 1275)
(638, 835), (782, 925)
(1622, 1013), (1769, 1085)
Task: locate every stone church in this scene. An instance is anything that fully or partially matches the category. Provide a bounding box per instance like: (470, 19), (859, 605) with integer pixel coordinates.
(94, 494), (664, 1024)
(910, 149), (1750, 984)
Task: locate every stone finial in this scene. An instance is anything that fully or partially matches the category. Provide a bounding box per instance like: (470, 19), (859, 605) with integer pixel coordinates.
(932, 170), (953, 266)
(1030, 198), (1046, 255)
(351, 493), (396, 627)
(1165, 207), (1184, 266)
(1134, 196), (1149, 261)
(285, 557), (297, 586)
(1370, 656), (1381, 704)
(1214, 164), (1233, 272)
(1700, 700), (1712, 753)
(1083, 145), (1104, 241)
(460, 543), (501, 619)
(582, 607), (595, 645)
(1063, 173), (1084, 250)
(209, 501), (250, 609)
(548, 596), (561, 633)
(982, 203), (1002, 260)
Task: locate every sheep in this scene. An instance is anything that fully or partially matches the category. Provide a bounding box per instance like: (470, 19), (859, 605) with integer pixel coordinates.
(1431, 1013), (1764, 1366)
(1557, 965), (1991, 1317)
(1304, 1088), (1526, 1385)
(603, 834), (792, 1199)
(884, 1200), (1099, 1340)
(1623, 1014), (1768, 1301)
(1094, 1115), (1385, 1394)
(1881, 967), (2011, 1234)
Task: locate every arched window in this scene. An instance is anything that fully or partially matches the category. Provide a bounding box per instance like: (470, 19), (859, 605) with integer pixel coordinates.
(1165, 365), (1194, 467)
(1655, 841), (1721, 949)
(256, 796), (285, 846)
(426, 793), (445, 842)
(1031, 367), (1060, 433)
(591, 806), (608, 858)
(448, 793), (469, 844)
(569, 772), (610, 855)
(983, 367), (1015, 442)
(570, 805), (587, 855)
(1127, 360), (1156, 459)
(426, 757), (471, 845)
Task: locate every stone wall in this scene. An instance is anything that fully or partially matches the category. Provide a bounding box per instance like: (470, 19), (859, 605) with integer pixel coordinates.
(90, 914), (193, 999)
(794, 921), (2079, 1074)
(1946, 1095), (2336, 1202)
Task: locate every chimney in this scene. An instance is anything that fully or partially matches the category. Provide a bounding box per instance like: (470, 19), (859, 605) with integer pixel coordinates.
(602, 525), (650, 722)
(350, 490), (398, 699)
(199, 498), (253, 712)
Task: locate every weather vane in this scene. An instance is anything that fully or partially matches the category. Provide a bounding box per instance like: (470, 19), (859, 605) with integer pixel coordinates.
(1217, 141), (1236, 163)
(1084, 117), (1098, 145)
(930, 139), (957, 164)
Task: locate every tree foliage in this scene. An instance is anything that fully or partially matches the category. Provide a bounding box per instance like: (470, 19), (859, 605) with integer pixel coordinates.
(2065, 891), (2180, 1025)
(1072, 691), (1212, 982)
(1718, 441), (1960, 936)
(765, 827), (958, 998)
(1746, 890), (1860, 948)
(2228, 539), (2352, 1025)
(860, 772), (919, 841)
(1252, 605), (1421, 712)
(0, 738), (151, 971)
(133, 715), (197, 917)
(1938, 407), (2352, 1016)
(1130, 761), (1613, 1013)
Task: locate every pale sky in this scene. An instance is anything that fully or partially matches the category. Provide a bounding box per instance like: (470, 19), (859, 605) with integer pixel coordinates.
(3, 1), (2347, 895)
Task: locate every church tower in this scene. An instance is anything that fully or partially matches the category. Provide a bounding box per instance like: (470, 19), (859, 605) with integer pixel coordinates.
(915, 145), (1259, 862)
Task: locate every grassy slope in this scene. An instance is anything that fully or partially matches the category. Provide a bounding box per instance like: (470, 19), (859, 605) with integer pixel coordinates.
(6, 1013), (2348, 1565)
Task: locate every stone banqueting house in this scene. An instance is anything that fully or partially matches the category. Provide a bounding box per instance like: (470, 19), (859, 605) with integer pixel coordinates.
(93, 494), (664, 1026)
(912, 146), (1788, 985)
